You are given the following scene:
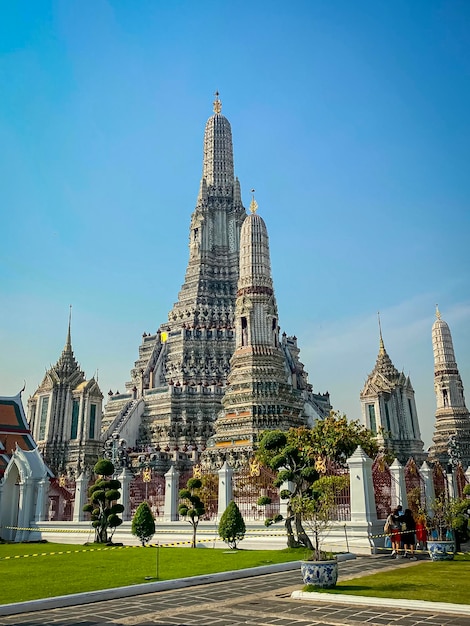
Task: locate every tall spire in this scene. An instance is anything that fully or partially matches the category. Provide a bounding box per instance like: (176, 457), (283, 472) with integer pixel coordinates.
(54, 306), (79, 375)
(360, 315), (425, 464)
(237, 202), (274, 305)
(66, 304), (72, 351)
(378, 311), (385, 355)
(371, 317), (399, 381)
(203, 201), (305, 468)
(429, 307), (470, 467)
(202, 91), (234, 190)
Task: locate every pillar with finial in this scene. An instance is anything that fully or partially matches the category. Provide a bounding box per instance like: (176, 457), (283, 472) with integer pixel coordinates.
(428, 306), (470, 468)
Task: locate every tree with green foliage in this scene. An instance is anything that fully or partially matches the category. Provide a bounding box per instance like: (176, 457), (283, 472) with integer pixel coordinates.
(82, 459), (124, 543)
(131, 501), (156, 546)
(255, 412), (378, 549)
(179, 477), (205, 548)
(218, 501), (246, 549)
(291, 474), (349, 560)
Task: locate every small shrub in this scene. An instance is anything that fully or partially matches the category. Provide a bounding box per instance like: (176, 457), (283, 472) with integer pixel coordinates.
(219, 501), (246, 549)
(131, 502), (156, 546)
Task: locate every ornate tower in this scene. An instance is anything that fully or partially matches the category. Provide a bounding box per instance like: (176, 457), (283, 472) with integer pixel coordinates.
(360, 318), (425, 464)
(202, 197), (307, 469)
(101, 96), (331, 471)
(428, 307), (470, 468)
(101, 94), (246, 459)
(27, 312), (103, 476)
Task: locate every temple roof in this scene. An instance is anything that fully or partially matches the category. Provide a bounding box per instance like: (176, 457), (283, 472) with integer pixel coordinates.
(33, 314), (87, 393)
(361, 325), (403, 398)
(53, 314), (81, 377)
(373, 335), (400, 381)
(0, 392), (37, 478)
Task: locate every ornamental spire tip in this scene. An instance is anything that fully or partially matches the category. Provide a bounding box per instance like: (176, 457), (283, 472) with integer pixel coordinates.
(378, 311), (385, 355)
(435, 304), (441, 320)
(250, 189), (258, 214)
(213, 90), (222, 114)
(66, 305), (72, 349)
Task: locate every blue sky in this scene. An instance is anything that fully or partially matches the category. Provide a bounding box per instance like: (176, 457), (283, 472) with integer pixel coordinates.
(1, 0), (469, 449)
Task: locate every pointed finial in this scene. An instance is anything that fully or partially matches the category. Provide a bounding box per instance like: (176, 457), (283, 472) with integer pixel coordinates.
(435, 304), (441, 320)
(213, 91), (222, 114)
(66, 305), (72, 349)
(249, 188), (258, 214)
(378, 311), (385, 354)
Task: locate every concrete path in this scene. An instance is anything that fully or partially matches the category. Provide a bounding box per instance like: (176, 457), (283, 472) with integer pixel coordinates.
(1, 555), (470, 626)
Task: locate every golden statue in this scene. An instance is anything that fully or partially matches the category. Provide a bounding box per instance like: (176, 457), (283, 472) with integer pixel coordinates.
(249, 457), (261, 477)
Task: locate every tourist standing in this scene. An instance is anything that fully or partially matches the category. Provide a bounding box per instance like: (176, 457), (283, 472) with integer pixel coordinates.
(402, 509), (417, 560)
(384, 507), (402, 558)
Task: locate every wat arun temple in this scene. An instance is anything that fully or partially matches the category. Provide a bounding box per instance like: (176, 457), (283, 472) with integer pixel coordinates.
(22, 95), (470, 478)
(98, 94), (331, 472)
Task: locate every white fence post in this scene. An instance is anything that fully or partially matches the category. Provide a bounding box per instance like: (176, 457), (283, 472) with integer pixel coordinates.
(419, 461), (435, 511)
(390, 459), (407, 510)
(164, 465), (179, 521)
(118, 467), (134, 521)
(73, 472), (89, 522)
(217, 461), (233, 518)
(347, 446), (377, 523)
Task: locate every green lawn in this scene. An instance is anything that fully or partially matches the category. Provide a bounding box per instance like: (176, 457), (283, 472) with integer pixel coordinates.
(0, 542), (303, 605)
(306, 554), (470, 605)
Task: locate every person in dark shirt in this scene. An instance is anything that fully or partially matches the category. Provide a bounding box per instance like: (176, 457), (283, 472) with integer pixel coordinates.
(401, 509), (417, 560)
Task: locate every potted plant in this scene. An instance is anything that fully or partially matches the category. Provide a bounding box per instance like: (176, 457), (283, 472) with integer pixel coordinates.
(425, 493), (469, 560)
(291, 474), (349, 588)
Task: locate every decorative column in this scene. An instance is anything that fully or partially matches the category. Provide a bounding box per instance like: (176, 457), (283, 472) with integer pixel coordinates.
(420, 461), (435, 512)
(16, 481), (34, 542)
(117, 467), (134, 522)
(73, 472), (89, 522)
(35, 477), (50, 522)
(347, 446), (377, 523)
(217, 462), (233, 517)
(164, 465), (179, 521)
(389, 459), (408, 510)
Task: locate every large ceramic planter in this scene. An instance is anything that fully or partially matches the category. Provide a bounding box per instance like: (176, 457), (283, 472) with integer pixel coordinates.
(300, 559), (338, 588)
(426, 539), (455, 561)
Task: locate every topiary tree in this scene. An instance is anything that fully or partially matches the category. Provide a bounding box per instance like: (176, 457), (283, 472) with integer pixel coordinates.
(178, 477), (205, 548)
(131, 501), (156, 546)
(291, 474), (349, 560)
(82, 459), (124, 543)
(257, 494), (283, 528)
(218, 501), (246, 549)
(256, 412), (378, 550)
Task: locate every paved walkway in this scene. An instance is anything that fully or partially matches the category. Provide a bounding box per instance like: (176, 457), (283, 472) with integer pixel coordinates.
(1, 555), (470, 626)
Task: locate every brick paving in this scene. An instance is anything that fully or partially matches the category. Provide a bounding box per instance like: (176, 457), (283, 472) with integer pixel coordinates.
(1, 556), (470, 626)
